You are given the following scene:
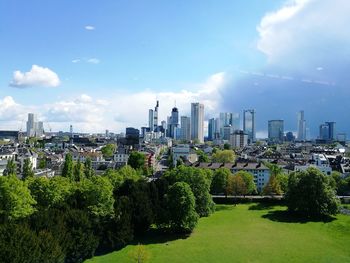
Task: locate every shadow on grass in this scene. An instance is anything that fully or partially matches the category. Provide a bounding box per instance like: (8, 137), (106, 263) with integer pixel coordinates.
(94, 228), (189, 257)
(262, 210), (336, 224)
(131, 228), (189, 246)
(248, 203), (277, 211)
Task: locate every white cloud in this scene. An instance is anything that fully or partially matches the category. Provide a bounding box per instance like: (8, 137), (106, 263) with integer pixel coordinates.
(257, 0), (350, 63)
(0, 72), (229, 133)
(85, 25), (95, 30)
(87, 58), (100, 64)
(10, 65), (60, 88)
(72, 59), (80, 63)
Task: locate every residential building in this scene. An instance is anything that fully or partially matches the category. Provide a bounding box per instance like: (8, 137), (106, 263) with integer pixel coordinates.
(230, 130), (248, 148)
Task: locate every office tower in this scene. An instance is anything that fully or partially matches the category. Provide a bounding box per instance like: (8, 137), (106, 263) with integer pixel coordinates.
(180, 116), (191, 141)
(208, 118), (215, 141)
(70, 125), (73, 137)
(26, 113), (36, 137)
(223, 125), (233, 140)
(326, 122), (336, 140)
(219, 112), (240, 138)
(319, 124), (329, 140)
(37, 121), (44, 137)
(191, 103), (204, 143)
(268, 120), (284, 143)
(167, 107), (179, 138)
(243, 109), (256, 143)
(297, 110), (306, 141)
(125, 127), (140, 147)
(153, 100), (159, 132)
(148, 109), (154, 131)
(319, 122), (336, 141)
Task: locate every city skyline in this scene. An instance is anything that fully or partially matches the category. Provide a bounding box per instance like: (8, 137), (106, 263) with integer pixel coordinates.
(0, 0), (350, 137)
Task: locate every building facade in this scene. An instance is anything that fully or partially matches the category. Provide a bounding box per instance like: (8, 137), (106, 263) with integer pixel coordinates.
(191, 103), (204, 143)
(243, 109), (256, 143)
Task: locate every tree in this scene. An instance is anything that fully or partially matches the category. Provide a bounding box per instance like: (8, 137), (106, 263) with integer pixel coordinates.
(210, 168), (231, 195)
(226, 174), (246, 196)
(84, 157), (94, 179)
(167, 182), (199, 233)
(62, 153), (74, 180)
(73, 160), (85, 181)
(0, 175), (36, 221)
(3, 157), (17, 176)
(27, 176), (72, 209)
(128, 151), (146, 170)
(285, 168), (340, 217)
(77, 176), (115, 217)
(212, 150), (235, 163)
(22, 158), (35, 180)
(223, 143), (231, 150)
(165, 166), (214, 217)
(38, 158), (47, 169)
(263, 174), (282, 195)
(196, 150), (209, 162)
(101, 144), (116, 159)
(234, 171), (256, 195)
(128, 244), (151, 263)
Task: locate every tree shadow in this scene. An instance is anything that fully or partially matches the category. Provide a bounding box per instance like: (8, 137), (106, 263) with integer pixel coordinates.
(248, 203), (277, 211)
(131, 228), (189, 246)
(262, 209), (336, 224)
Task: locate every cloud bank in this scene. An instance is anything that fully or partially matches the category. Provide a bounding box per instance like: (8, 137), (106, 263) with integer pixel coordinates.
(222, 0), (350, 137)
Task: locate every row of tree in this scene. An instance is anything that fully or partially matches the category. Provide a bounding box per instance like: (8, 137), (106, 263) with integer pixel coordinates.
(0, 156), (217, 262)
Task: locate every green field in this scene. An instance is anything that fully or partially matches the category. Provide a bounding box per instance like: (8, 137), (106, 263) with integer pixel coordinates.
(87, 204), (350, 263)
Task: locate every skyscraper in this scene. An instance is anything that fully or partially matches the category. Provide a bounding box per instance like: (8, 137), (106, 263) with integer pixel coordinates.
(297, 110), (306, 141)
(268, 120), (284, 143)
(191, 103), (204, 143)
(319, 122), (336, 141)
(180, 116), (191, 141)
(153, 100), (159, 132)
(167, 107), (179, 138)
(243, 109), (256, 143)
(219, 112), (240, 138)
(148, 109), (154, 131)
(26, 113), (35, 137)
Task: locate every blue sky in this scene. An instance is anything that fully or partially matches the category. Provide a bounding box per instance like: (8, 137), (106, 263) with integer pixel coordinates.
(0, 0), (349, 137)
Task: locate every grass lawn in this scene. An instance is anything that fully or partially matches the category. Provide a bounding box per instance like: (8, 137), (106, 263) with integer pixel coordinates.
(87, 203), (350, 263)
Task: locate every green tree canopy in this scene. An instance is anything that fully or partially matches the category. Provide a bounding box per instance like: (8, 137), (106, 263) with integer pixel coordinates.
(3, 157), (17, 177)
(285, 167), (339, 217)
(167, 182), (199, 233)
(128, 151), (146, 170)
(212, 150), (235, 163)
(84, 157), (94, 179)
(73, 160), (85, 182)
(0, 175), (36, 221)
(62, 153), (74, 180)
(210, 168), (231, 195)
(22, 158), (35, 180)
(165, 166), (214, 217)
(234, 171), (256, 195)
(101, 144), (116, 159)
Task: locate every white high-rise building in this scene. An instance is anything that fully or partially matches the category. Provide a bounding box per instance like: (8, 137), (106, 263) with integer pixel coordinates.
(191, 103), (204, 143)
(297, 110), (306, 141)
(26, 113), (37, 137)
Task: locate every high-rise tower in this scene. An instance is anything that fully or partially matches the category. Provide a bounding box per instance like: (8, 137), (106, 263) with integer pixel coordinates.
(191, 103), (204, 143)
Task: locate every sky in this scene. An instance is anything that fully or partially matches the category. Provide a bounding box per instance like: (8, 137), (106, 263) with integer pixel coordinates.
(0, 0), (350, 138)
